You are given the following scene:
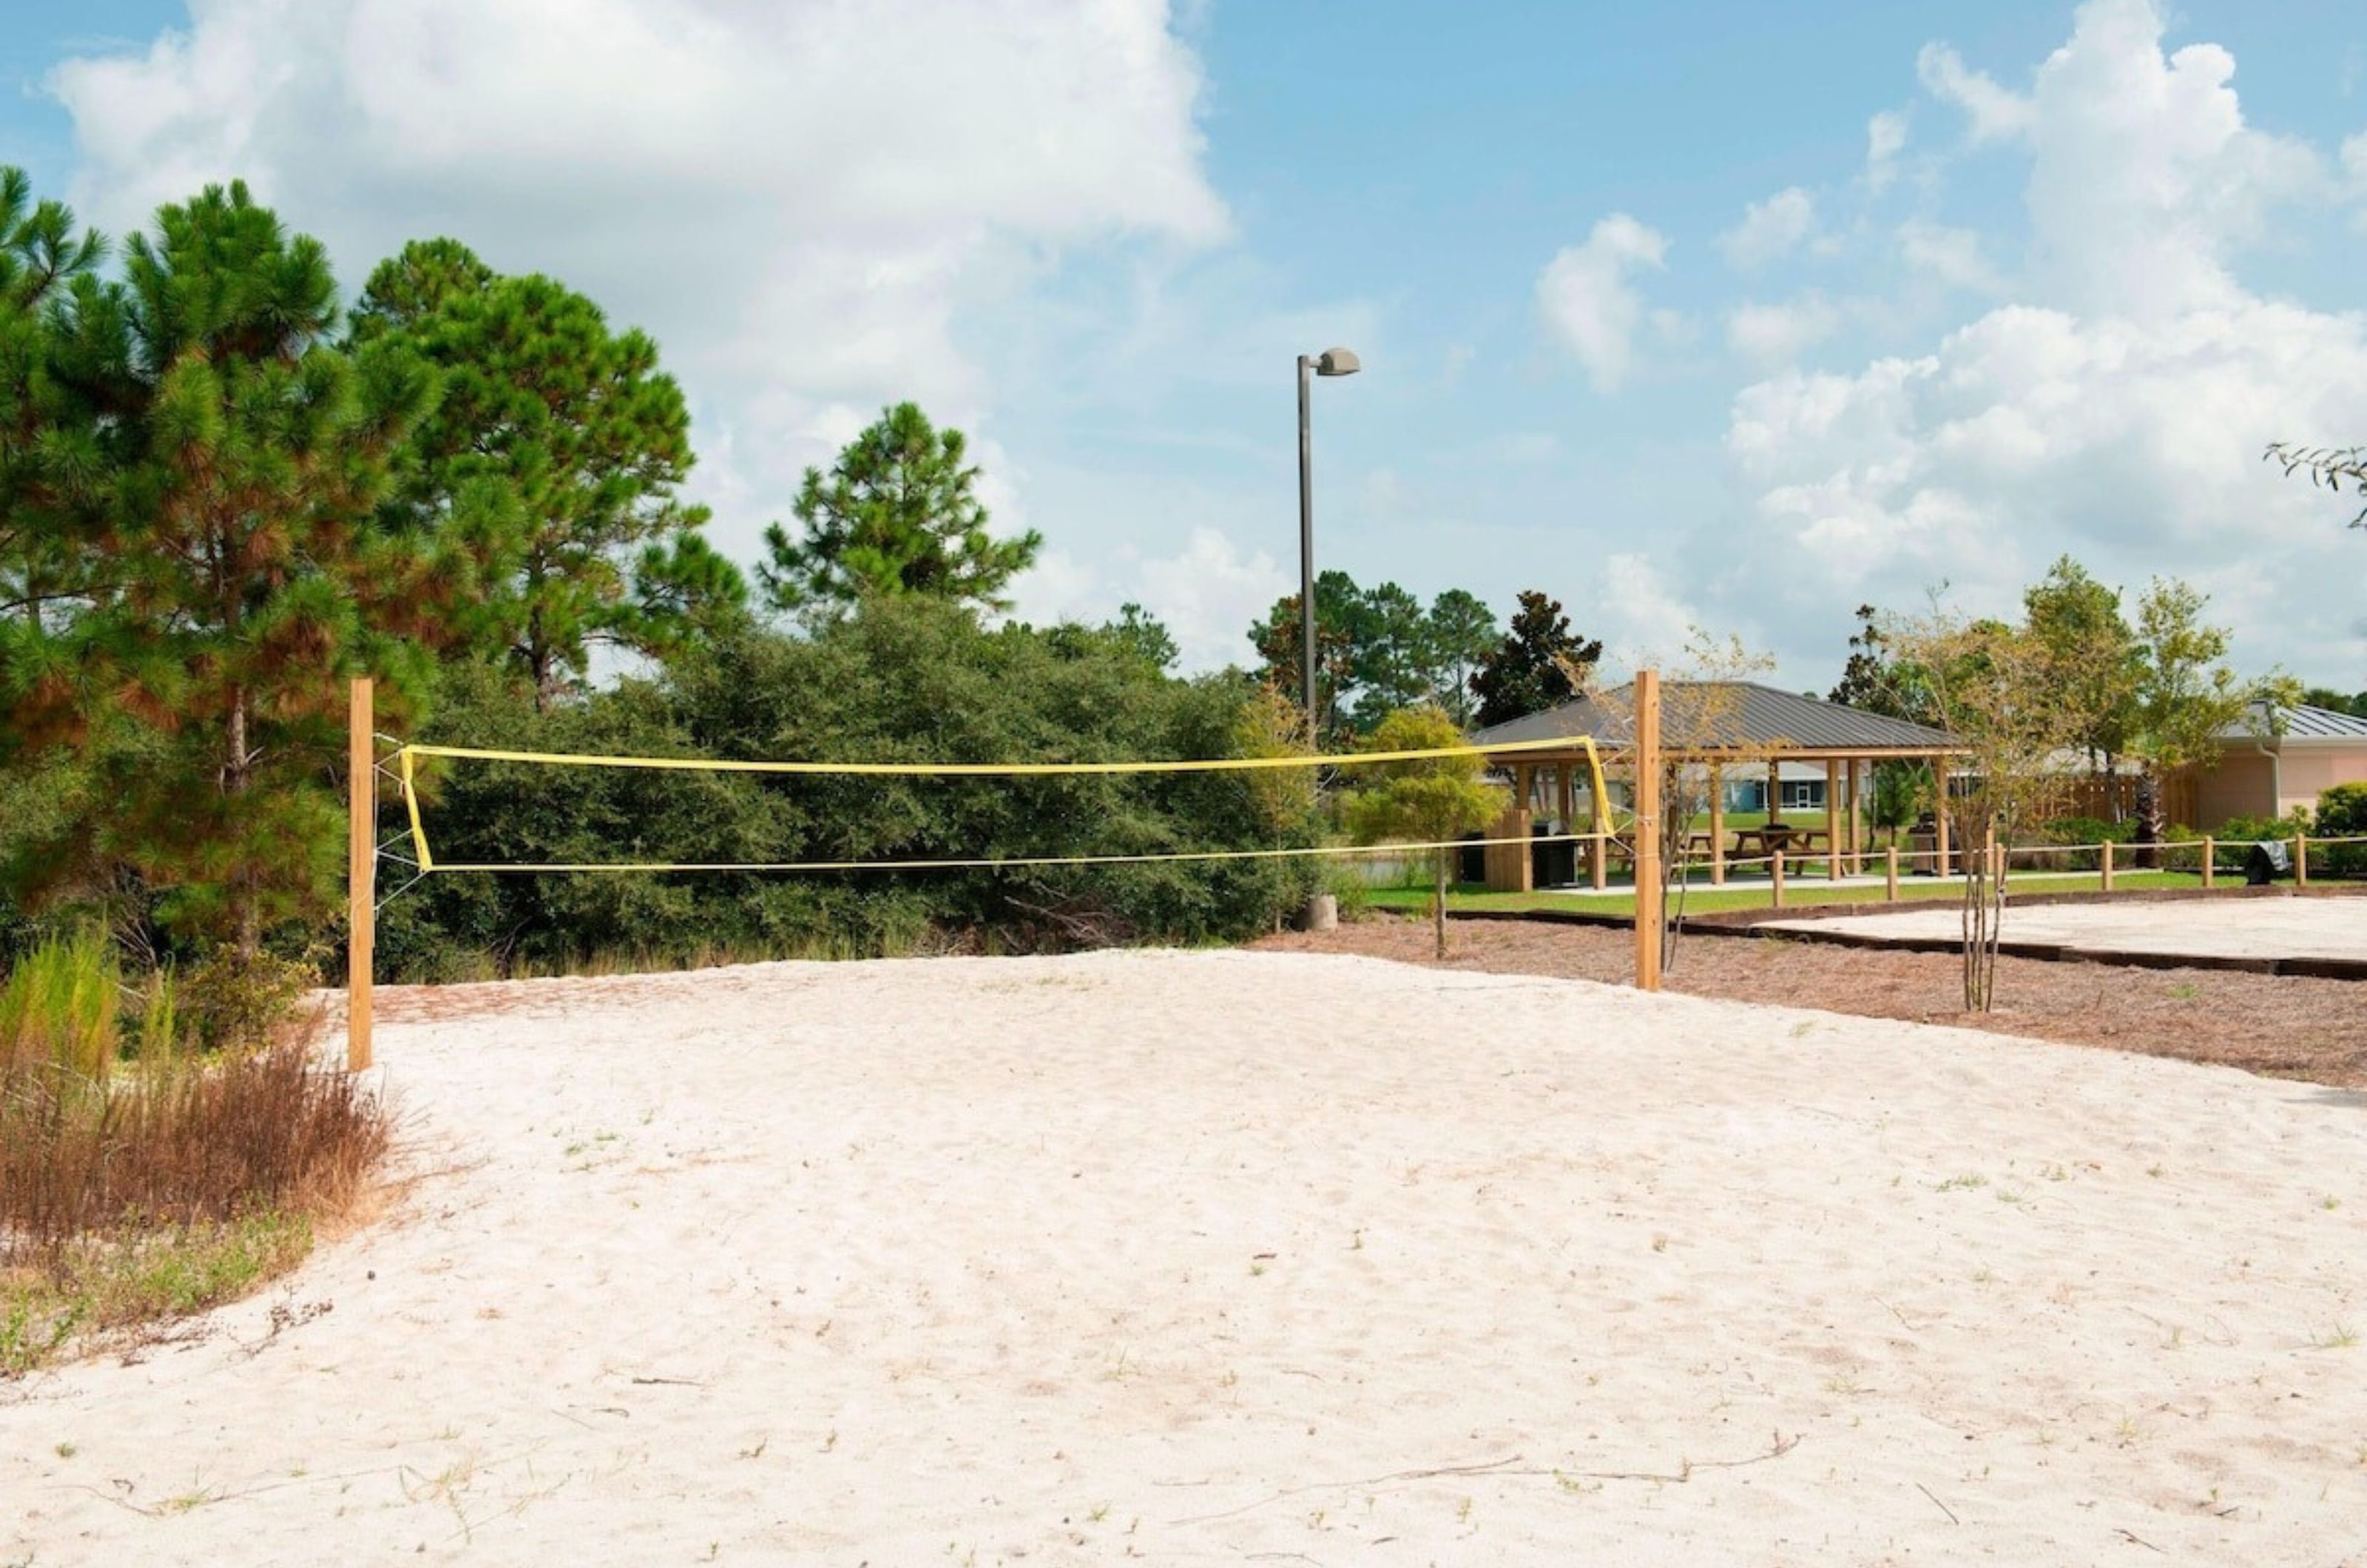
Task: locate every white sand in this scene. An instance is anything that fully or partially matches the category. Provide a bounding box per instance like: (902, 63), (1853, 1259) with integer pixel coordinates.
(4, 950), (2364, 1565)
(1769, 894), (2367, 964)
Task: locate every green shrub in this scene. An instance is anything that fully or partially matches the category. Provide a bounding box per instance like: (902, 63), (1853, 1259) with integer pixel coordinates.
(178, 945), (320, 1055)
(2210, 809), (2314, 872)
(376, 602), (1320, 977)
(2040, 815), (2135, 871)
(2314, 783), (2367, 876)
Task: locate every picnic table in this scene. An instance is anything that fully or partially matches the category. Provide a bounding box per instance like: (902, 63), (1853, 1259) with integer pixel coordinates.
(1687, 824), (1831, 865)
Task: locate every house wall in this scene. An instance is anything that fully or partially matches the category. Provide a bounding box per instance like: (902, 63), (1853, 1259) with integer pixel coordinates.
(2278, 746), (2367, 815)
(1723, 777), (1830, 812)
(2194, 750), (2277, 828)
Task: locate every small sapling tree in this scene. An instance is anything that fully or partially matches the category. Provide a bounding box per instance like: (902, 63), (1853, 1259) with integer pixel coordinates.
(1343, 706), (1505, 959)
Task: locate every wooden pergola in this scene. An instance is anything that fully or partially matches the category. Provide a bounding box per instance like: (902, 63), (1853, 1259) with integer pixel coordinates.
(1469, 680), (1964, 893)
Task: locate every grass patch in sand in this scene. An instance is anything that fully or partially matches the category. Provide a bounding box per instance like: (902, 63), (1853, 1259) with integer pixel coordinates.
(1, 932), (389, 1376)
(2, 1212), (313, 1376)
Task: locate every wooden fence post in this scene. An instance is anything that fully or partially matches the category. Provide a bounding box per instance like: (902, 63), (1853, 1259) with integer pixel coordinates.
(2200, 837), (2214, 890)
(1634, 669), (1662, 993)
(2296, 835), (2309, 888)
(2099, 838), (2113, 894)
(347, 677), (374, 1072)
(1770, 848), (1785, 910)
(1885, 844), (1899, 902)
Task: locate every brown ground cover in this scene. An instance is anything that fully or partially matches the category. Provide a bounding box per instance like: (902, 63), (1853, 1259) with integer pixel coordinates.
(1252, 915), (2367, 1089)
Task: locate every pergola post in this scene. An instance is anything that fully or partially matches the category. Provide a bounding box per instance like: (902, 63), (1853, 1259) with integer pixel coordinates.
(1708, 763), (1726, 886)
(1844, 758), (1862, 873)
(1590, 776), (1608, 890)
(1824, 758), (1842, 881)
(1766, 758), (1782, 827)
(1933, 757), (1951, 876)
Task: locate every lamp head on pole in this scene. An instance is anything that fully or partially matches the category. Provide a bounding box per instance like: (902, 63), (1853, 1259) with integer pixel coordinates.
(1313, 346), (1361, 377)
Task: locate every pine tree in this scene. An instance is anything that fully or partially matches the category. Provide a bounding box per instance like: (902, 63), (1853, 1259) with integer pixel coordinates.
(7, 183), (441, 950)
(1421, 589), (1499, 726)
(352, 239), (739, 703)
(759, 402), (1038, 614)
(0, 169), (112, 638)
(1248, 570), (1359, 739)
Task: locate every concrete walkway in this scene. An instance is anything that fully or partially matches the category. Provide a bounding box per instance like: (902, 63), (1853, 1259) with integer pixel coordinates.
(1765, 896), (2367, 967)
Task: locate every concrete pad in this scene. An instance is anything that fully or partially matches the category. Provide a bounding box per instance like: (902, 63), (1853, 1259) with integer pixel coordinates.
(1765, 895), (2367, 965)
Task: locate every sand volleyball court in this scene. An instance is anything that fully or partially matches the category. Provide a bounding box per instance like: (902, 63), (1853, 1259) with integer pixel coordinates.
(4, 950), (2363, 1564)
(1765, 892), (2367, 973)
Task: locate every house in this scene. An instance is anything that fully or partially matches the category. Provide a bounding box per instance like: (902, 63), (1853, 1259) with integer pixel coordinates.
(2195, 702), (2367, 826)
(1725, 760), (1851, 814)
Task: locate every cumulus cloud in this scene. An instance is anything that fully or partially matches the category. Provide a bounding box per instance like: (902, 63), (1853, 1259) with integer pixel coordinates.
(1866, 112), (1910, 184)
(1718, 187), (1818, 269)
(1897, 221), (2002, 294)
(1726, 296), (1843, 365)
(1865, 110), (1909, 192)
(1915, 41), (2035, 143)
(1726, 0), (2367, 673)
(2018, 0), (2321, 320)
(1536, 214), (1669, 393)
(48, 0), (1227, 565)
(1597, 553), (1702, 667)
(1134, 527), (1287, 672)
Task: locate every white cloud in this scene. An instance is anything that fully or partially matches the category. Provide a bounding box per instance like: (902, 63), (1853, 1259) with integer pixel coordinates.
(1726, 295), (1843, 365)
(1005, 546), (1101, 627)
(1536, 214), (1669, 393)
(1897, 220), (2002, 294)
(1598, 553), (1701, 667)
(1134, 527), (1286, 672)
(1718, 186), (1818, 269)
(48, 0), (1227, 570)
(1915, 41), (2035, 144)
(1725, 0), (2367, 675)
(1865, 110), (1908, 192)
(2019, 0), (2323, 320)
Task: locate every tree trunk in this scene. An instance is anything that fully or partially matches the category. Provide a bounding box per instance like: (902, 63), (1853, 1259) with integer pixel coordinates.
(2133, 771), (2163, 870)
(1433, 848), (1449, 961)
(227, 686), (258, 958)
(1959, 811), (2000, 1011)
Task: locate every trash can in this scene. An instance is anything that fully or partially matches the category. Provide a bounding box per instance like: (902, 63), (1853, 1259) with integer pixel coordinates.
(2244, 839), (2291, 885)
(1530, 823), (1574, 888)
(1906, 811), (1939, 875)
(1457, 834), (1487, 885)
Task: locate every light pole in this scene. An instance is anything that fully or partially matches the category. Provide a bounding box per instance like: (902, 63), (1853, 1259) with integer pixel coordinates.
(1297, 346), (1360, 744)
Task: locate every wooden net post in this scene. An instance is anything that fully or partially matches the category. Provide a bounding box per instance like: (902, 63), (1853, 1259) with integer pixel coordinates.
(348, 677), (374, 1072)
(1634, 669), (1663, 993)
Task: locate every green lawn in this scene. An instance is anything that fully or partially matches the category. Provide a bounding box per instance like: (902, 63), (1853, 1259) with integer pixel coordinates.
(1363, 868), (2208, 920)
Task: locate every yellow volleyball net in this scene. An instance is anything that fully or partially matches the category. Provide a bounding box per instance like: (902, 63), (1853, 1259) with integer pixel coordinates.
(381, 732), (1614, 878)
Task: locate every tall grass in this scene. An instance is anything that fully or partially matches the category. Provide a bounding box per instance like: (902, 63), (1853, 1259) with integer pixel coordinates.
(0, 932), (388, 1375)
(0, 930), (120, 1081)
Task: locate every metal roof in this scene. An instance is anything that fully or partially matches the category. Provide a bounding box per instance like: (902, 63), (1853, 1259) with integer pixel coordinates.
(2219, 701), (2367, 743)
(1471, 680), (1959, 755)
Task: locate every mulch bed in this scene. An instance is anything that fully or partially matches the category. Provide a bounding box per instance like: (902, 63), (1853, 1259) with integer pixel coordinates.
(1251, 915), (2367, 1089)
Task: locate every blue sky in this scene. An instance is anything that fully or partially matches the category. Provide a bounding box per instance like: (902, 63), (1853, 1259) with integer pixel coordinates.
(7, 0), (2366, 687)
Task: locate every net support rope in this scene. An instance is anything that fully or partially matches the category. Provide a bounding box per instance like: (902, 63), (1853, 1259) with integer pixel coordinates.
(382, 732), (1617, 879)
